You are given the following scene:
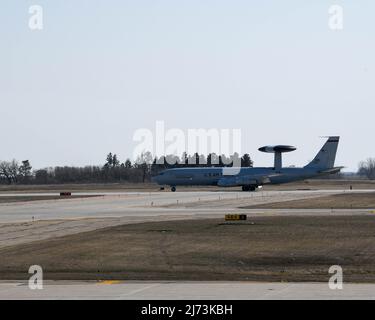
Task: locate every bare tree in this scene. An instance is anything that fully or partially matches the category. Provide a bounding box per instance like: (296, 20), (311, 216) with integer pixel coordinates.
(135, 151), (153, 183)
(358, 158), (375, 180)
(0, 160), (19, 184)
(0, 161), (11, 184)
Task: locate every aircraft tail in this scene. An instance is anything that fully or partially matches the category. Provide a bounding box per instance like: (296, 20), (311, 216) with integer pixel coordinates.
(304, 136), (340, 170)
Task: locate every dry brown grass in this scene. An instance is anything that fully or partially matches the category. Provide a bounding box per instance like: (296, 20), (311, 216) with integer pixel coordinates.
(1, 216), (375, 282)
(0, 195), (101, 204)
(241, 192), (375, 209)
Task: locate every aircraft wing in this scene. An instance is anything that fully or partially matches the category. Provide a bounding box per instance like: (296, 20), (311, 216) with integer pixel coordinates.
(217, 173), (281, 187)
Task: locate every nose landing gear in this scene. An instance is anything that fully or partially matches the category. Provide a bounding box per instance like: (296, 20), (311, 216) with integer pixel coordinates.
(171, 186), (176, 192)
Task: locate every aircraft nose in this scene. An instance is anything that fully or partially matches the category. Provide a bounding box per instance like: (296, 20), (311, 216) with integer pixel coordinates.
(151, 175), (161, 184)
(152, 171), (168, 185)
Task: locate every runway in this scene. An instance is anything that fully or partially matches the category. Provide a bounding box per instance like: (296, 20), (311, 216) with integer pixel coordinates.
(0, 190), (374, 248)
(1, 189), (373, 223)
(1, 281), (375, 300)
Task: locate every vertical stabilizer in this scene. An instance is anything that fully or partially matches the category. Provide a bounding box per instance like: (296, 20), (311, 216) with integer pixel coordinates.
(304, 136), (340, 169)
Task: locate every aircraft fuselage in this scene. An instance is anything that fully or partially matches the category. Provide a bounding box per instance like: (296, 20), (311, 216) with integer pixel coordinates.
(152, 167), (322, 187)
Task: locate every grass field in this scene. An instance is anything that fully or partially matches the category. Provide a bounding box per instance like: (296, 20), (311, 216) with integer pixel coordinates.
(0, 195), (102, 204)
(1, 216), (375, 282)
(241, 192), (375, 209)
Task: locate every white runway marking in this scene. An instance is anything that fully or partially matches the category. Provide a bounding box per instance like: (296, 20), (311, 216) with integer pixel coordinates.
(1, 281), (375, 300)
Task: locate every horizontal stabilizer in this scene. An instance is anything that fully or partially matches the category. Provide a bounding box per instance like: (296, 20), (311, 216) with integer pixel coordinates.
(318, 166), (344, 175)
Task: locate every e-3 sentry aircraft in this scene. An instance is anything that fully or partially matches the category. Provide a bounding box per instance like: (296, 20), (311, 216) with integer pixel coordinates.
(152, 136), (343, 192)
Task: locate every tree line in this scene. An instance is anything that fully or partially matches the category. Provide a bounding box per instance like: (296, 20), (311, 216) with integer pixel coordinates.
(2, 154), (374, 185)
(0, 152), (253, 185)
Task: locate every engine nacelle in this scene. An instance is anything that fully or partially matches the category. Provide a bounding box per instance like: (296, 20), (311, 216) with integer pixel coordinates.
(217, 175), (271, 187)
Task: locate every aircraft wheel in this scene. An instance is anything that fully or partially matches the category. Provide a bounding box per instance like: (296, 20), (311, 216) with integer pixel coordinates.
(242, 185), (250, 192)
(249, 186), (257, 192)
(171, 186), (176, 192)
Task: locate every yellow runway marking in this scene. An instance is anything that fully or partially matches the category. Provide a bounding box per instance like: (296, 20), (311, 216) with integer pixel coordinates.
(98, 280), (122, 285)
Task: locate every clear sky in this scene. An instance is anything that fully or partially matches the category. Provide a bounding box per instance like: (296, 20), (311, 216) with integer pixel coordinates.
(1, 1), (374, 171)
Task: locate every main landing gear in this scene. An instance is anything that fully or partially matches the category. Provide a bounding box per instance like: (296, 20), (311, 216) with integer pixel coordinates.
(242, 185), (257, 192)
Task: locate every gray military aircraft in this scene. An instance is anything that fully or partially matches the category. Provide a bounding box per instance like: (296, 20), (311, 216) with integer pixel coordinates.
(152, 136), (343, 192)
